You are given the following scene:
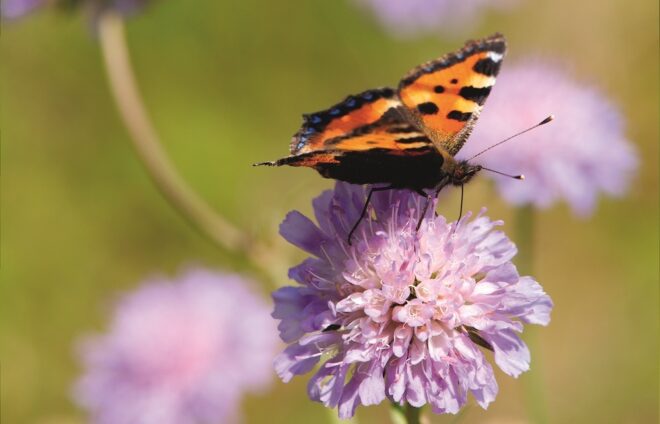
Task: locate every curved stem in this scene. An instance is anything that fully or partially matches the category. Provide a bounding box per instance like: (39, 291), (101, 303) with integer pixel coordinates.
(96, 12), (283, 282)
(515, 206), (547, 424)
(97, 12), (245, 251)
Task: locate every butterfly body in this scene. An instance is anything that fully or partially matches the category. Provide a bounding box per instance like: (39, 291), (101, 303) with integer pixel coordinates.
(256, 34), (505, 194)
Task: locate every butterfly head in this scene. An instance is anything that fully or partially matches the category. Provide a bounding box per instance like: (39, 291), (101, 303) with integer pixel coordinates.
(449, 160), (482, 186)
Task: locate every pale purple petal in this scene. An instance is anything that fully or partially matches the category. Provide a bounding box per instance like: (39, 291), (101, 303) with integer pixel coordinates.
(275, 340), (322, 382)
(271, 286), (325, 343)
(501, 276), (554, 325)
(357, 366), (387, 406)
(482, 329), (530, 378)
(279, 211), (329, 257)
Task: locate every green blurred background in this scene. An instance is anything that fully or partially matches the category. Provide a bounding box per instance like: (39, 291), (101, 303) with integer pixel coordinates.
(2, 0), (658, 422)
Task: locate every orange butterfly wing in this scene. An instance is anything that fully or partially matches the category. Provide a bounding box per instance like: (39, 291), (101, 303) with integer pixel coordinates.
(264, 93), (445, 188)
(286, 120), (445, 188)
(398, 33), (507, 155)
(289, 88), (404, 155)
(256, 34), (507, 189)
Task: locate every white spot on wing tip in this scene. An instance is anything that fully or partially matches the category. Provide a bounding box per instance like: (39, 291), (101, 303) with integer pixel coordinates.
(488, 52), (503, 62)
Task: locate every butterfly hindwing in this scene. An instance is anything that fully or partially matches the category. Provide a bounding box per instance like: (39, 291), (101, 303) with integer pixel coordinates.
(277, 105), (448, 188)
(398, 33), (506, 155)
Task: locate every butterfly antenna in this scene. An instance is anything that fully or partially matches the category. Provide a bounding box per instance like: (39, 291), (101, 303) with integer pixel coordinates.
(480, 167), (525, 180)
(467, 115), (554, 161)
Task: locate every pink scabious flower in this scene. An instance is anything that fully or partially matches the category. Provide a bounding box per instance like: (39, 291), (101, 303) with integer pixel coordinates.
(458, 60), (638, 216)
(74, 269), (278, 424)
(1, 0), (43, 19)
(1, 0), (148, 20)
(273, 183), (552, 418)
(353, 0), (514, 38)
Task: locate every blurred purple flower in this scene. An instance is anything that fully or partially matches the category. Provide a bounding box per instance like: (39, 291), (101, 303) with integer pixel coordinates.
(353, 0), (515, 38)
(273, 183), (552, 418)
(74, 269), (278, 424)
(1, 0), (148, 20)
(1, 0), (43, 19)
(458, 60), (638, 216)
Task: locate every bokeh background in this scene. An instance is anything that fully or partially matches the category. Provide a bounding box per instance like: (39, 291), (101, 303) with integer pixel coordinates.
(2, 0), (658, 423)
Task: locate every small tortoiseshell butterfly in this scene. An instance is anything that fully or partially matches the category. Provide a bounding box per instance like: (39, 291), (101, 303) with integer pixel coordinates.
(256, 34), (509, 242)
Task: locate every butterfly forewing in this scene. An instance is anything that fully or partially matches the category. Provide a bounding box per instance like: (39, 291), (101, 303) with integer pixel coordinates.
(397, 34), (506, 155)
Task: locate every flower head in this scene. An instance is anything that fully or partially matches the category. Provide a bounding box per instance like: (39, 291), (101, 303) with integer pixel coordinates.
(1, 0), (148, 21)
(273, 183), (552, 418)
(353, 0), (514, 38)
(1, 0), (42, 19)
(74, 269), (278, 424)
(458, 60), (638, 216)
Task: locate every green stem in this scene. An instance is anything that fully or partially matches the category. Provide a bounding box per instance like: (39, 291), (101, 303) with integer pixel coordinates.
(405, 405), (421, 424)
(515, 206), (547, 424)
(96, 12), (283, 282)
(514, 205), (534, 275)
(390, 403), (423, 424)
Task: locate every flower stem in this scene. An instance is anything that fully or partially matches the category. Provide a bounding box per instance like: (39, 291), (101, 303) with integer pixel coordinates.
(515, 206), (547, 424)
(515, 205), (534, 275)
(405, 405), (422, 424)
(96, 12), (283, 282)
(390, 403), (423, 424)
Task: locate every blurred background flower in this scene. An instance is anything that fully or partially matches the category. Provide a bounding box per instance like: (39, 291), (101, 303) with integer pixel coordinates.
(352, 0), (516, 38)
(1, 0), (43, 19)
(74, 269), (278, 424)
(274, 183), (552, 418)
(1, 0), (148, 20)
(458, 60), (638, 216)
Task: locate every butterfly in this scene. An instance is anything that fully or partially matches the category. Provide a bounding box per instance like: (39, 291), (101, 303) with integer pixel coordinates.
(256, 34), (508, 243)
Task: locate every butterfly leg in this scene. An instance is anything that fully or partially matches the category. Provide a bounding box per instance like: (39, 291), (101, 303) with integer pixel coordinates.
(414, 176), (451, 231)
(416, 189), (432, 231)
(457, 184), (465, 223)
(348, 185), (393, 245)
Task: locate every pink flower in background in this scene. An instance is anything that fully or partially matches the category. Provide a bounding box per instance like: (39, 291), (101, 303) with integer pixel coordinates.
(1, 0), (43, 19)
(1, 0), (148, 20)
(74, 269), (278, 424)
(353, 0), (514, 38)
(458, 60), (638, 216)
(273, 183), (552, 418)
